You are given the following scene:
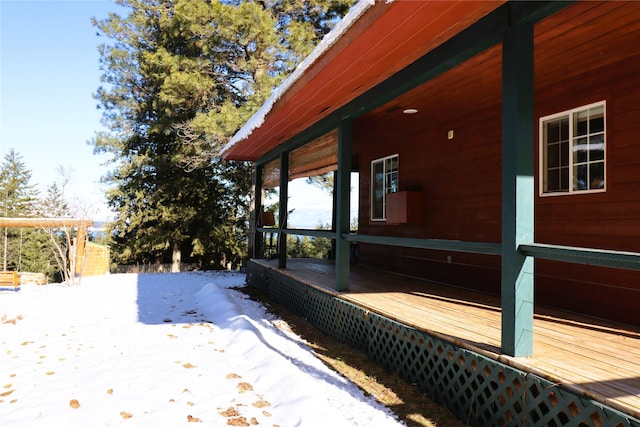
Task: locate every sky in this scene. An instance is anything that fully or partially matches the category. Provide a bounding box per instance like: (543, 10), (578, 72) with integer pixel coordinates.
(0, 0), (351, 226)
(0, 0), (121, 221)
(0, 271), (403, 426)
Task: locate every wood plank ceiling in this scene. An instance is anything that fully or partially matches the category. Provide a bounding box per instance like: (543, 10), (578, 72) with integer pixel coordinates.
(223, 0), (505, 161)
(358, 1), (640, 139)
(224, 1), (640, 169)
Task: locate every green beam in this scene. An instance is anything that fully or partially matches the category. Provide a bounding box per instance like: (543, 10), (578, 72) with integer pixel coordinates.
(253, 164), (264, 258)
(268, 231), (640, 271)
(265, 231), (640, 271)
(340, 1), (572, 122)
(277, 152), (289, 269)
(340, 8), (507, 121)
(255, 2), (571, 168)
(260, 228), (335, 239)
(343, 234), (501, 256)
(520, 243), (640, 271)
(509, 1), (576, 26)
(501, 21), (535, 357)
(256, 4), (508, 166)
(335, 121), (352, 291)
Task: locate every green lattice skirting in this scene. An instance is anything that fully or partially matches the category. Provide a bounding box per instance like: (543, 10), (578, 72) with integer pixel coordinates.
(247, 261), (640, 427)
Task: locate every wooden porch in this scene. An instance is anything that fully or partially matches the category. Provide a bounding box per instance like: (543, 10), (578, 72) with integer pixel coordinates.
(251, 258), (640, 422)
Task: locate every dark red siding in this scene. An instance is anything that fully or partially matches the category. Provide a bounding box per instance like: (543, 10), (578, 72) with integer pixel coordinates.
(352, 52), (640, 326)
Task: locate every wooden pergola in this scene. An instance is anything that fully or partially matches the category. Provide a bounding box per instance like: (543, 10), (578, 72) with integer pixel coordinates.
(0, 217), (94, 275)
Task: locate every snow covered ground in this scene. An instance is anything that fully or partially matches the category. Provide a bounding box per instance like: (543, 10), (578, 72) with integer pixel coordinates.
(0, 272), (404, 426)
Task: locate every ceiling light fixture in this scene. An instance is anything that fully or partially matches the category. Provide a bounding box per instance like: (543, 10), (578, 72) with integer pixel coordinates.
(402, 108), (418, 114)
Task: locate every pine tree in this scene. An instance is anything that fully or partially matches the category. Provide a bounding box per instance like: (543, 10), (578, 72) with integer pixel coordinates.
(92, 0), (354, 269)
(26, 182), (73, 281)
(0, 149), (39, 218)
(40, 182), (71, 218)
(0, 149), (40, 270)
(18, 228), (59, 281)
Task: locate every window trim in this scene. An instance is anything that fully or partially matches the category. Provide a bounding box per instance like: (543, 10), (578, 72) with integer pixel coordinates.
(371, 154), (399, 221)
(539, 100), (606, 197)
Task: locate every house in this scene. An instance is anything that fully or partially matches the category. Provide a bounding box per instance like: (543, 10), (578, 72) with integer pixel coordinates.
(223, 1), (640, 425)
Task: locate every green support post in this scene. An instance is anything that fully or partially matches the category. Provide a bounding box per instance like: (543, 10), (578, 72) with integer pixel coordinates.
(253, 164), (263, 259)
(501, 22), (535, 357)
(278, 151), (289, 269)
(335, 121), (352, 291)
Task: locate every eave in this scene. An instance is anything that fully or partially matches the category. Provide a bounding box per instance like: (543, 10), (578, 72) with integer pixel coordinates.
(221, 0), (506, 162)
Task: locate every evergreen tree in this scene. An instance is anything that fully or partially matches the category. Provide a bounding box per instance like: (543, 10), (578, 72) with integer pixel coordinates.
(286, 222), (331, 259)
(0, 149), (40, 270)
(18, 228), (59, 281)
(92, 0), (354, 269)
(0, 149), (39, 218)
(28, 182), (73, 281)
(306, 173), (334, 194)
(40, 182), (71, 217)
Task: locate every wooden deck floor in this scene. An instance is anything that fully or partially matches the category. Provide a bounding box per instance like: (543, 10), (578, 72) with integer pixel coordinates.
(254, 258), (640, 420)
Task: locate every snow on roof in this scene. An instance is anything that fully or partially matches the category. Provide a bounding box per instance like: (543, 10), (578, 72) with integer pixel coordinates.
(221, 0), (377, 158)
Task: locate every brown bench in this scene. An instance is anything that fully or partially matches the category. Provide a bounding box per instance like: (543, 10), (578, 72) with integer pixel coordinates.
(0, 271), (19, 289)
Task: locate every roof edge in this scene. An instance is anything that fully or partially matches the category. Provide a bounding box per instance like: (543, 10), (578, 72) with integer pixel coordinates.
(221, 0), (378, 160)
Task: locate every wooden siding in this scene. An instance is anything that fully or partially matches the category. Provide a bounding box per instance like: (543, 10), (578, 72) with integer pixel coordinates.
(352, 43), (504, 296)
(351, 3), (640, 326)
(83, 242), (110, 276)
(535, 53), (640, 251)
(534, 26), (640, 326)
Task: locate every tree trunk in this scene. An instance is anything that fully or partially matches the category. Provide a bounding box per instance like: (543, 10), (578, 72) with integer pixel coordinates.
(3, 227), (7, 271)
(171, 240), (181, 272)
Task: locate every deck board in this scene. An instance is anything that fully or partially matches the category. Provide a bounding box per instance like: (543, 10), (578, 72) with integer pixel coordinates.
(255, 258), (640, 419)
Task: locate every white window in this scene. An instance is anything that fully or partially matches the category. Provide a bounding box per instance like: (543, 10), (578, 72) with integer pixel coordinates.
(540, 101), (606, 195)
(371, 154), (398, 221)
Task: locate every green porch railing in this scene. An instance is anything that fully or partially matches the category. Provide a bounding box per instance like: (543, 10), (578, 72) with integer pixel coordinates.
(258, 228), (640, 272)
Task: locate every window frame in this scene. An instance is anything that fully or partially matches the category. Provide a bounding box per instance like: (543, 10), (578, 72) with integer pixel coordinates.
(370, 154), (399, 221)
(539, 101), (606, 197)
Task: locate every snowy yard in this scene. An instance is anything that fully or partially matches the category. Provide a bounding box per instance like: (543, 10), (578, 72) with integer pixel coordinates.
(0, 272), (403, 426)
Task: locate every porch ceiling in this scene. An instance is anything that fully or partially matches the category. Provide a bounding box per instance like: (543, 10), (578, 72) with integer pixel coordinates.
(222, 0), (506, 161)
(357, 1), (640, 135)
(223, 1), (640, 163)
